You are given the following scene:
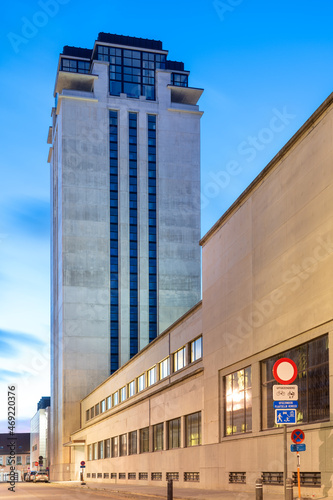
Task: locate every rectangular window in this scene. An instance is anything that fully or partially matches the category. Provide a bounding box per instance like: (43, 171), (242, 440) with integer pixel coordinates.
(88, 444), (92, 461)
(113, 391), (119, 406)
(104, 439), (110, 458)
(148, 366), (157, 386)
(0, 457), (3, 466)
(261, 335), (329, 429)
(6, 457), (11, 466)
(101, 399), (106, 413)
(168, 418), (181, 449)
(174, 347), (186, 371)
(93, 442), (98, 460)
(140, 427), (149, 453)
(120, 386), (126, 402)
(153, 423), (164, 451)
(111, 436), (118, 457)
(26, 456), (30, 465)
(225, 366), (252, 435)
(186, 412), (201, 447)
(120, 434), (127, 456)
(16, 456), (22, 465)
(86, 409), (90, 421)
(138, 374), (145, 392)
(98, 441), (104, 459)
(129, 431), (137, 455)
(106, 396), (111, 410)
(90, 406), (95, 418)
(128, 380), (136, 397)
(191, 337), (202, 362)
(160, 357), (170, 379)
(95, 403), (100, 416)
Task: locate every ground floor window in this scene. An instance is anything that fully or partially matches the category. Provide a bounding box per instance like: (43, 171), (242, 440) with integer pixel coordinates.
(129, 431), (137, 455)
(168, 418), (181, 449)
(185, 412), (201, 447)
(153, 423), (163, 451)
(120, 434), (127, 456)
(261, 334), (329, 429)
(140, 427), (149, 453)
(111, 436), (118, 457)
(225, 366), (252, 435)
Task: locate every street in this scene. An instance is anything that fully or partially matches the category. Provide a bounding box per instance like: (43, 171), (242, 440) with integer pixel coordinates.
(0, 482), (164, 500)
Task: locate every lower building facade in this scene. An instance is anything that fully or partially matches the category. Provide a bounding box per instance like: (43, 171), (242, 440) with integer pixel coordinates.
(65, 93), (333, 495)
(0, 433), (30, 482)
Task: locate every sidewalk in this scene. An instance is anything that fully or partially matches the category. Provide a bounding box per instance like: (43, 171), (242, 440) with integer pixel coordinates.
(49, 480), (325, 500)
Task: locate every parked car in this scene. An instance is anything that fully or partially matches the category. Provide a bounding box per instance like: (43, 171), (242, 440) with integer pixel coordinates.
(25, 471), (37, 482)
(33, 470), (49, 483)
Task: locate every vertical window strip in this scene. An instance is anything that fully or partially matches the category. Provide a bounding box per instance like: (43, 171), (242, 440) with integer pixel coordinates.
(110, 110), (119, 374)
(129, 113), (139, 358)
(148, 114), (157, 342)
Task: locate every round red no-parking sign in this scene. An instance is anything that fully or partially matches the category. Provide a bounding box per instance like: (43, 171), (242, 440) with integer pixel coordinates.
(273, 358), (297, 384)
(291, 429), (305, 444)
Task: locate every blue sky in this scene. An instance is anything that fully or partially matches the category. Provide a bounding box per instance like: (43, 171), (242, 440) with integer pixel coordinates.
(1, 0), (333, 432)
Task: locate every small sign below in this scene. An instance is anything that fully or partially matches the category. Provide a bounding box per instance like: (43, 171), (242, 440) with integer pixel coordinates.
(273, 385), (298, 401)
(275, 409), (297, 425)
(291, 444), (306, 452)
(273, 401), (298, 409)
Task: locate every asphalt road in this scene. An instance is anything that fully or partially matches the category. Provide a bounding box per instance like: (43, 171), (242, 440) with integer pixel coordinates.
(0, 482), (164, 500)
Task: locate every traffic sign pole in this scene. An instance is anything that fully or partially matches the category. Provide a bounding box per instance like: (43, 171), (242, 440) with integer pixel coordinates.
(297, 452), (301, 500)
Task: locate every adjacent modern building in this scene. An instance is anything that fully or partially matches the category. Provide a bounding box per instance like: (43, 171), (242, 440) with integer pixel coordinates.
(0, 433), (30, 482)
(67, 93), (333, 495)
(30, 397), (50, 470)
(48, 33), (203, 479)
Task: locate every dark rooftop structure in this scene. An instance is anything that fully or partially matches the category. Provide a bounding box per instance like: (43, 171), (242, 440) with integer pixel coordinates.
(37, 396), (51, 411)
(0, 433), (30, 454)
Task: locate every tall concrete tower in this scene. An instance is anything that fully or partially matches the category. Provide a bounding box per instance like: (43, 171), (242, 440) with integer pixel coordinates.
(48, 33), (203, 479)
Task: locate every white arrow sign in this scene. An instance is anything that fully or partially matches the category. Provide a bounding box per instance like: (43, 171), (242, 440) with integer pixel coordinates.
(273, 385), (298, 401)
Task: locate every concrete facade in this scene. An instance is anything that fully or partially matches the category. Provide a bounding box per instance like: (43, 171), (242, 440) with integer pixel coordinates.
(49, 34), (202, 479)
(68, 93), (333, 496)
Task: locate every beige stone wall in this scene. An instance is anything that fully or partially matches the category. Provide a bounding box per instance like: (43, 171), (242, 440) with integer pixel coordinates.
(69, 97), (333, 495)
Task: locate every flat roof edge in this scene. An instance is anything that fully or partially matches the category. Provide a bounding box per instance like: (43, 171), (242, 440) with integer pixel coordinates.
(200, 92), (333, 247)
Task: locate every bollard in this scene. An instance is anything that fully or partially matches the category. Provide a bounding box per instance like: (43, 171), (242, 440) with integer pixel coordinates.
(167, 478), (173, 500)
(286, 478), (293, 500)
(256, 477), (263, 500)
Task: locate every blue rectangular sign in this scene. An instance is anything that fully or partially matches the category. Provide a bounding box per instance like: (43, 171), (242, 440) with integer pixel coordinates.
(273, 401), (298, 409)
(291, 444), (306, 452)
(275, 409), (297, 424)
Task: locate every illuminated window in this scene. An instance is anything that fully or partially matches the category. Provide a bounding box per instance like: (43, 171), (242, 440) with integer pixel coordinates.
(153, 423), (163, 451)
(185, 412), (201, 447)
(160, 358), (170, 379)
(101, 399), (106, 413)
(104, 439), (110, 458)
(129, 431), (137, 455)
(111, 436), (118, 457)
(113, 391), (119, 406)
(191, 337), (202, 362)
(148, 366), (157, 386)
(120, 434), (127, 456)
(174, 347), (186, 371)
(138, 374), (145, 392)
(93, 442), (98, 460)
(120, 386), (126, 402)
(106, 396), (111, 410)
(98, 441), (104, 459)
(225, 367), (252, 436)
(140, 427), (149, 453)
(168, 418), (181, 449)
(128, 380), (136, 397)
(261, 335), (329, 429)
